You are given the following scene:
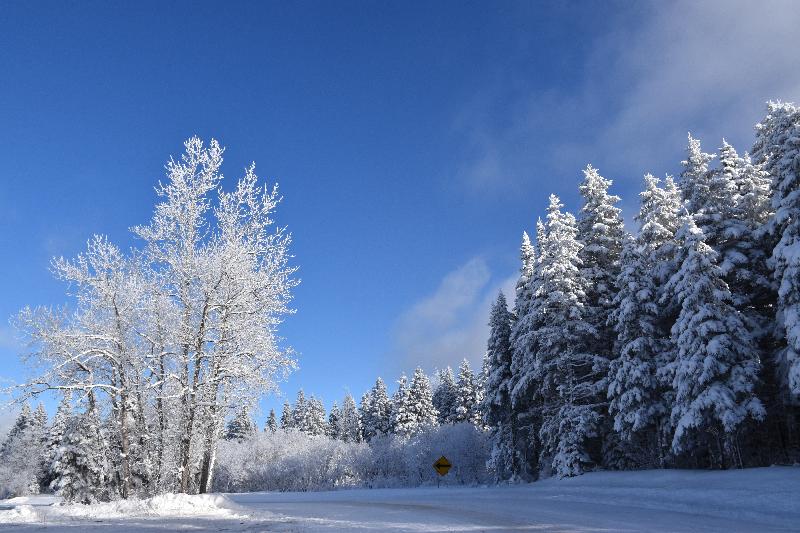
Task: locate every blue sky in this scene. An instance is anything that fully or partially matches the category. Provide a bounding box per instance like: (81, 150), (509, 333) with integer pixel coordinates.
(1, 1), (799, 425)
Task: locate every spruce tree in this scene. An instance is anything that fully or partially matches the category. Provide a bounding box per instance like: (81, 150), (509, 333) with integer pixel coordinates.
(361, 377), (391, 441)
(328, 401), (341, 439)
(509, 229), (541, 479)
(51, 405), (110, 503)
(41, 395), (72, 491)
(484, 291), (515, 481)
(754, 101), (800, 397)
(608, 234), (667, 466)
(432, 367), (457, 424)
(265, 409), (278, 432)
(225, 406), (256, 441)
(338, 394), (362, 443)
(308, 396), (328, 437)
(533, 195), (598, 478)
(454, 359), (481, 425)
(280, 400), (294, 429)
(664, 218), (764, 467)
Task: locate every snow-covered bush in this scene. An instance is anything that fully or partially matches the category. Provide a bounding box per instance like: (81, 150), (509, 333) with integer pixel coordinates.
(213, 423), (490, 492)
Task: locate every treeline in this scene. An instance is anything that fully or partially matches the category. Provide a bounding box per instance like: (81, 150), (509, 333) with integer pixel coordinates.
(226, 359), (485, 444)
(483, 101), (800, 480)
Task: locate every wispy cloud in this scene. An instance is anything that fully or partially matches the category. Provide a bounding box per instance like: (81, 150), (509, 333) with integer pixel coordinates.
(453, 0), (800, 196)
(391, 257), (516, 374)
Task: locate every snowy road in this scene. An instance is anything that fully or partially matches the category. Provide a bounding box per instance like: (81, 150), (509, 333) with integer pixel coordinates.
(1, 467), (798, 531)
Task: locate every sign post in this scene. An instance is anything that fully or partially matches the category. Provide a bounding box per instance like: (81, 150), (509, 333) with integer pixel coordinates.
(433, 455), (452, 487)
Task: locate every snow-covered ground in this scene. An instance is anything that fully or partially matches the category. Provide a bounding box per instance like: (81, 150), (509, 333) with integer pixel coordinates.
(0, 467), (798, 531)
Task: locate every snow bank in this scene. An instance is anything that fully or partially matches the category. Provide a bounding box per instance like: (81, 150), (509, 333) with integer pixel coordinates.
(0, 492), (246, 525)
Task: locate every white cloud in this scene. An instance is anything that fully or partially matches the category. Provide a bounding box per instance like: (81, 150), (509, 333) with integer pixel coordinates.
(391, 257), (516, 374)
(453, 0), (800, 196)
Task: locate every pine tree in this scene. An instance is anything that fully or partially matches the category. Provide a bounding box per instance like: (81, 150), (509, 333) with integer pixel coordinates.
(307, 396), (328, 437)
(361, 377), (391, 441)
(680, 133), (717, 216)
(753, 101), (800, 397)
(338, 394), (362, 443)
(41, 395), (72, 491)
(509, 229), (542, 479)
(432, 367), (457, 424)
(577, 164), (625, 361)
(664, 218), (765, 467)
(533, 195), (598, 478)
(576, 165), (627, 468)
(484, 291), (516, 480)
(225, 406), (256, 441)
(293, 390), (311, 433)
(280, 400), (294, 429)
(0, 403), (47, 496)
(328, 401), (341, 439)
(608, 233), (667, 465)
(454, 359), (481, 425)
(392, 369), (438, 437)
(51, 405), (111, 504)
(265, 409), (278, 432)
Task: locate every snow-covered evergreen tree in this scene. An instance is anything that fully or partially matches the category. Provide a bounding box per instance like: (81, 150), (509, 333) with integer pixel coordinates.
(361, 377), (391, 441)
(50, 405), (111, 504)
(40, 395), (71, 491)
(509, 229), (542, 479)
(453, 359), (481, 425)
(664, 218), (765, 466)
(328, 402), (341, 439)
(577, 164), (625, 363)
(432, 367), (457, 424)
(392, 369), (438, 437)
(0, 403), (47, 497)
(293, 390), (311, 433)
(308, 396), (328, 437)
(484, 291), (516, 481)
(532, 195), (599, 478)
(608, 233), (667, 464)
(680, 133), (717, 216)
(280, 400), (294, 429)
(225, 406), (256, 441)
(265, 409), (278, 433)
(338, 394), (362, 443)
(753, 101), (800, 397)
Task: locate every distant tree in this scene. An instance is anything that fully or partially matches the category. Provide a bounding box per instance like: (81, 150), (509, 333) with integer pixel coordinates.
(432, 367), (457, 423)
(361, 377), (391, 441)
(338, 394), (362, 443)
(280, 400), (294, 430)
(265, 409), (278, 433)
(225, 406), (256, 441)
(453, 359), (481, 426)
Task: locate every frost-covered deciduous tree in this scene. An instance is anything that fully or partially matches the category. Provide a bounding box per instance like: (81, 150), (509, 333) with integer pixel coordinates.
(15, 137), (298, 497)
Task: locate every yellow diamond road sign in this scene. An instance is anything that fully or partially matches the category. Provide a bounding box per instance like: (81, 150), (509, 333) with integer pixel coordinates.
(433, 455), (452, 476)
